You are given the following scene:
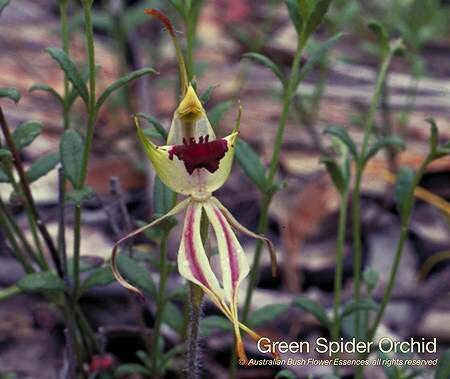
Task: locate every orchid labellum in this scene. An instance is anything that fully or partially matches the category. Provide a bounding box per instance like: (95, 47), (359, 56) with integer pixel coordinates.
(111, 9), (278, 364)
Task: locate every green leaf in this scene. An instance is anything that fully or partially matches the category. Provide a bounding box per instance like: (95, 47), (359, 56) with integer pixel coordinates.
(200, 315), (232, 337)
(285, 0), (303, 35)
(321, 156), (346, 195)
(365, 136), (405, 163)
(153, 176), (176, 217)
(116, 254), (156, 297)
(45, 47), (89, 105)
(66, 187), (95, 205)
(249, 304), (289, 328)
(275, 369), (297, 379)
(0, 285), (21, 301)
(435, 349), (450, 379)
(235, 139), (267, 192)
(363, 267), (379, 292)
(135, 112), (168, 141)
(60, 129), (84, 188)
(242, 52), (285, 86)
(12, 121), (42, 149)
(0, 148), (12, 164)
(29, 83), (64, 105)
(0, 0), (10, 14)
(394, 166), (415, 224)
(296, 33), (342, 87)
(162, 302), (184, 335)
(26, 152), (59, 183)
(368, 21), (390, 57)
(303, 0), (332, 42)
(341, 298), (378, 318)
(292, 296), (330, 328)
(81, 266), (114, 292)
(324, 126), (358, 159)
(96, 68), (157, 111)
(17, 271), (65, 292)
(0, 87), (20, 103)
(426, 118), (439, 156)
(208, 100), (234, 129)
(116, 363), (150, 376)
(0, 167), (9, 183)
(200, 84), (219, 104)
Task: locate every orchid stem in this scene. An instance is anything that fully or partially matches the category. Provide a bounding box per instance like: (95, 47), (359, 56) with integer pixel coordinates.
(187, 283), (204, 379)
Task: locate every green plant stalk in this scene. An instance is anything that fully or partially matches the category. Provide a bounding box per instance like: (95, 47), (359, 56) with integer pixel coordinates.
(242, 39), (305, 321)
(0, 203), (34, 273)
(151, 231), (170, 378)
(331, 191), (348, 374)
(185, 16), (196, 82)
(352, 52), (395, 339)
(0, 285), (21, 301)
(59, 0), (70, 130)
(73, 0), (97, 297)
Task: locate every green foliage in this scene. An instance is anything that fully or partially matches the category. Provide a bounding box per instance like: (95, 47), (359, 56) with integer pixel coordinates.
(200, 315), (231, 337)
(66, 187), (95, 205)
(0, 87), (20, 103)
(153, 176), (176, 217)
(200, 84), (219, 104)
(162, 302), (184, 335)
(364, 136), (405, 164)
(29, 84), (64, 106)
(12, 121), (42, 149)
(17, 271), (66, 292)
(208, 100), (234, 129)
(242, 52), (285, 85)
(80, 266), (114, 292)
(45, 47), (89, 105)
(363, 267), (379, 293)
(116, 254), (156, 297)
(26, 152), (59, 183)
(0, 0), (10, 14)
(368, 21), (390, 57)
(135, 112), (167, 141)
(292, 296), (330, 329)
(60, 129), (84, 188)
(249, 304), (289, 328)
(426, 118), (450, 159)
(435, 349), (450, 379)
(324, 126), (358, 159)
(235, 139), (268, 192)
(394, 166), (415, 224)
(96, 67), (157, 111)
(275, 369), (297, 379)
(340, 298), (378, 318)
(116, 363), (150, 376)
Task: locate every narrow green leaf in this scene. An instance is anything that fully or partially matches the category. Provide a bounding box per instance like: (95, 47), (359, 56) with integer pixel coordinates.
(116, 254), (156, 297)
(249, 304), (289, 328)
(0, 285), (21, 301)
(29, 83), (64, 105)
(162, 302), (184, 335)
(0, 148), (12, 164)
(66, 187), (95, 205)
(303, 0), (332, 41)
(426, 118), (439, 154)
(292, 296), (330, 328)
(435, 350), (450, 379)
(12, 121), (42, 149)
(81, 266), (114, 292)
(17, 271), (65, 292)
(368, 21), (389, 57)
(324, 126), (358, 158)
(275, 369), (297, 379)
(60, 129), (84, 188)
(296, 33), (342, 87)
(365, 136), (405, 163)
(26, 152), (59, 183)
(235, 139), (267, 192)
(208, 100), (234, 129)
(363, 267), (379, 292)
(153, 176), (176, 217)
(0, 167), (9, 183)
(285, 0), (303, 35)
(135, 112), (167, 141)
(200, 84), (219, 104)
(0, 87), (20, 103)
(45, 47), (89, 105)
(96, 68), (157, 110)
(242, 52), (285, 85)
(0, 0), (11, 14)
(394, 166), (415, 224)
(200, 315), (231, 337)
(341, 298), (378, 318)
(321, 157), (346, 195)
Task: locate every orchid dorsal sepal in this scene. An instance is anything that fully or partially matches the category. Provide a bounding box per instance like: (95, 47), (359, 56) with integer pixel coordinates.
(210, 196), (277, 277)
(110, 198), (191, 297)
(144, 9), (188, 95)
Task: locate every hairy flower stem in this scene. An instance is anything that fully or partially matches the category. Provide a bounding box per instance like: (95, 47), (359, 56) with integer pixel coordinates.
(352, 52), (395, 340)
(331, 193), (348, 374)
(151, 231), (170, 378)
(187, 283), (204, 379)
(73, 0), (97, 298)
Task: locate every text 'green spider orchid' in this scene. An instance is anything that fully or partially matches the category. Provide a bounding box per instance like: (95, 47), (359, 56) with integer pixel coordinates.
(111, 9), (278, 364)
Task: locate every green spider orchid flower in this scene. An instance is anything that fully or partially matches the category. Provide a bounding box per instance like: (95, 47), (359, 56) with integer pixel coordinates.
(110, 9), (278, 364)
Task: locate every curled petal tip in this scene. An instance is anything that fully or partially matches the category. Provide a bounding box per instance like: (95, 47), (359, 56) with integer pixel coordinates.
(144, 9), (176, 37)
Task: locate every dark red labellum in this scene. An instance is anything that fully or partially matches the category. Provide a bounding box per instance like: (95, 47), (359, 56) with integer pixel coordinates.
(169, 135), (228, 175)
